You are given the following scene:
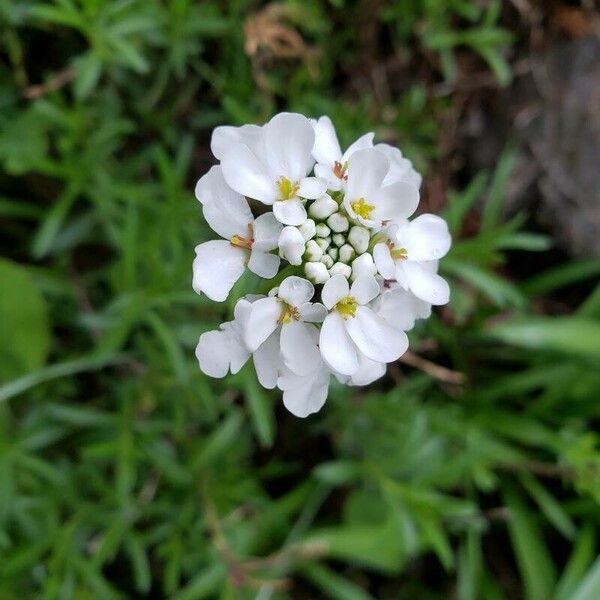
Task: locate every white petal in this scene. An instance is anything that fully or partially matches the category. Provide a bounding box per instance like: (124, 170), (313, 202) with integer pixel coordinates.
(341, 132), (374, 162)
(345, 306), (408, 363)
(373, 243), (396, 279)
(373, 286), (431, 331)
(370, 181), (419, 224)
(319, 312), (358, 376)
(280, 321), (322, 376)
(299, 176), (327, 199)
(196, 330), (234, 378)
(278, 227), (305, 266)
(402, 214), (451, 261)
(277, 276), (314, 306)
(376, 143), (422, 189)
(279, 367), (329, 418)
(192, 241), (246, 302)
(314, 164), (342, 191)
(248, 250), (280, 278)
(253, 330), (280, 389)
(210, 124), (263, 160)
(245, 296), (281, 351)
(298, 302), (327, 322)
(403, 261), (450, 305)
(252, 212), (283, 251)
(264, 112), (315, 181)
(349, 355), (386, 386)
(221, 143), (278, 204)
(312, 115), (342, 165)
(273, 198), (307, 226)
(195, 166), (254, 240)
(321, 273), (350, 309)
(350, 275), (380, 305)
(345, 148), (389, 201)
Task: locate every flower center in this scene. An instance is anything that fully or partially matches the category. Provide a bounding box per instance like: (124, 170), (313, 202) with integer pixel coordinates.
(333, 160), (348, 180)
(277, 177), (300, 200)
(350, 197), (375, 220)
(278, 300), (300, 324)
(335, 296), (358, 319)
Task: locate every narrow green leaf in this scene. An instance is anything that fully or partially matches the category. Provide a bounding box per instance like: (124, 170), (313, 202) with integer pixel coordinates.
(301, 562), (375, 600)
(504, 485), (556, 600)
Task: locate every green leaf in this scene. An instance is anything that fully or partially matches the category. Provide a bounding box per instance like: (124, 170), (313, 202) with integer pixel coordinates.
(481, 145), (517, 231)
(301, 562), (375, 600)
(73, 51), (103, 99)
(504, 485), (556, 600)
(242, 367), (275, 448)
(0, 258), (50, 382)
(523, 260), (600, 297)
(555, 524), (596, 600)
(490, 317), (600, 358)
(443, 259), (527, 309)
(303, 523), (405, 573)
(570, 558), (600, 600)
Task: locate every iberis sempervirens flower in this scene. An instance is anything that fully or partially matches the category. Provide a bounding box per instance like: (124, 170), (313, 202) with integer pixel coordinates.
(193, 113), (451, 417)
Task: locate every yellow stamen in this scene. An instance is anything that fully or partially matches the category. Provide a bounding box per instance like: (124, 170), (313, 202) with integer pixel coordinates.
(335, 296), (358, 319)
(333, 160), (348, 180)
(278, 300), (300, 324)
(350, 197), (375, 220)
(390, 247), (408, 260)
(277, 177), (300, 200)
(230, 234), (253, 249)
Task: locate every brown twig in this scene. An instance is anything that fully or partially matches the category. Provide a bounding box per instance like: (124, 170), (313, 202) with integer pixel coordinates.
(24, 67), (75, 99)
(399, 351), (465, 385)
(495, 460), (573, 479)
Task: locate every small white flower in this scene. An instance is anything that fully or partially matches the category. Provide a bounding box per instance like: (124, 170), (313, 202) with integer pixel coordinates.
(373, 214), (451, 305)
(245, 276), (327, 377)
(193, 166), (282, 301)
(220, 113), (326, 226)
(343, 148), (419, 229)
(311, 116), (374, 191)
(278, 226), (305, 265)
(319, 274), (409, 376)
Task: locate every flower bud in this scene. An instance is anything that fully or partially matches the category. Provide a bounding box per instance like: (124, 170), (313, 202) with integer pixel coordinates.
(328, 247), (338, 261)
(309, 194), (338, 219)
(327, 212), (349, 233)
(339, 243), (355, 264)
(351, 252), (377, 280)
(305, 261), (330, 284)
(332, 233), (345, 247)
(304, 239), (323, 261)
(316, 237), (331, 252)
(348, 225), (370, 254)
(329, 262), (352, 278)
(278, 226), (305, 266)
(298, 219), (316, 241)
(315, 223), (331, 238)
(321, 254), (334, 269)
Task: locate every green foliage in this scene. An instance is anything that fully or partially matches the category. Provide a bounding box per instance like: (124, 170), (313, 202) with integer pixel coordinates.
(1, 0), (600, 598)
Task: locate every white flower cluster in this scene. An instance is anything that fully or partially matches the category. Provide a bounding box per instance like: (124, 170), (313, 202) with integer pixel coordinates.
(193, 113), (451, 417)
